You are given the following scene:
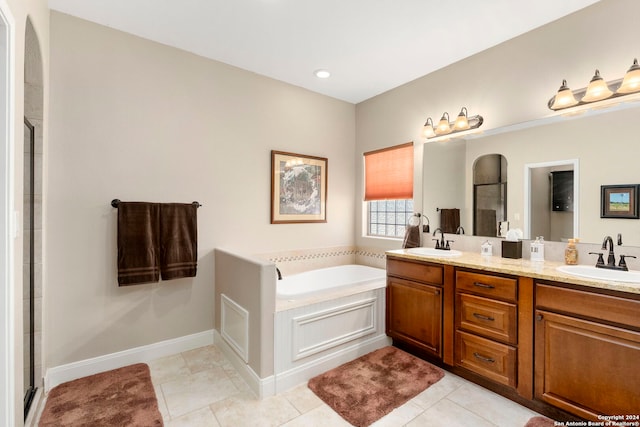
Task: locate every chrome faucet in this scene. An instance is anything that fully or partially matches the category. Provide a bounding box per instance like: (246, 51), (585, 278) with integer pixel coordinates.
(432, 228), (453, 250)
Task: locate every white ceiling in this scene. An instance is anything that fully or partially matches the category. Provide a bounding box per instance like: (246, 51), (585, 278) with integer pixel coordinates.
(48, 0), (600, 104)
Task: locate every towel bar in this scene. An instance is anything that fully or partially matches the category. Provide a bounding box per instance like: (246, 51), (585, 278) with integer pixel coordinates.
(111, 199), (202, 208)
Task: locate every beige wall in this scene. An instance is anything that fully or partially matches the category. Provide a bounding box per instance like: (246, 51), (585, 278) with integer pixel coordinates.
(3, 0), (49, 424)
(355, 0), (639, 249)
(46, 12), (355, 368)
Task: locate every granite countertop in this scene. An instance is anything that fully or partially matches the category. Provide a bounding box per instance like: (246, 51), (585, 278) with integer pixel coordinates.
(386, 249), (640, 296)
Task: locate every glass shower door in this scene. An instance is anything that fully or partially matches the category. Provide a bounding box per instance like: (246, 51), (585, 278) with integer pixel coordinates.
(23, 118), (36, 418)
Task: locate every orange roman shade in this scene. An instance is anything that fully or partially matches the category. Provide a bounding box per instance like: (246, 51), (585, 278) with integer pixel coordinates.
(364, 142), (414, 201)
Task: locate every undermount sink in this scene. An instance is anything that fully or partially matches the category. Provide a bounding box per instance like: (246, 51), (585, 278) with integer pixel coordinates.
(556, 265), (640, 283)
(406, 247), (463, 258)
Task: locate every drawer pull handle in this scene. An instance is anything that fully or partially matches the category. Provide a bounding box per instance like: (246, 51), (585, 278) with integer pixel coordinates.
(472, 313), (495, 322)
(473, 352), (496, 363)
(473, 282), (495, 289)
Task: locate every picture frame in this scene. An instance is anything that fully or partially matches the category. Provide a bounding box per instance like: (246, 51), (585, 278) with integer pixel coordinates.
(600, 184), (639, 219)
(271, 150), (327, 224)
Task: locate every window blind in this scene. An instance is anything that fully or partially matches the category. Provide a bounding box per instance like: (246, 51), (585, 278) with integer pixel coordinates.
(364, 142), (413, 201)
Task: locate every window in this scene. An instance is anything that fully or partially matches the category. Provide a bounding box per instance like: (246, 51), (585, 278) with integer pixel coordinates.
(364, 142), (414, 238)
(367, 199), (414, 237)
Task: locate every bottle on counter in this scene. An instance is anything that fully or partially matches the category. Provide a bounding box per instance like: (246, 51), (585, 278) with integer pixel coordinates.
(481, 240), (493, 256)
(530, 236), (545, 261)
(565, 238), (578, 265)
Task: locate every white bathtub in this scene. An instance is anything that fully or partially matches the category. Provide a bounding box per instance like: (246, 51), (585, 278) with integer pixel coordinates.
(276, 264), (386, 298)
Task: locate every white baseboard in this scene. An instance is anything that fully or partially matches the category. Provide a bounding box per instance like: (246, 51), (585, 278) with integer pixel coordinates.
(273, 334), (391, 394)
(44, 329), (214, 392)
(213, 329), (275, 398)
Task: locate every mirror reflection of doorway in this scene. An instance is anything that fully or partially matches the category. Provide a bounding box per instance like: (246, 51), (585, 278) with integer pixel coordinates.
(23, 118), (36, 417)
(525, 159), (579, 241)
(473, 154), (507, 237)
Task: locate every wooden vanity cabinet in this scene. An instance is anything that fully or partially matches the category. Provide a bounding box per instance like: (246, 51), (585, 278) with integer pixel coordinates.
(535, 282), (640, 420)
(386, 257), (446, 360)
(454, 270), (520, 389)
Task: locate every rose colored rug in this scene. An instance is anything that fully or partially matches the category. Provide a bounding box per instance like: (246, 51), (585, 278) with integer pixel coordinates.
(308, 346), (444, 427)
(39, 363), (163, 426)
(525, 415), (555, 427)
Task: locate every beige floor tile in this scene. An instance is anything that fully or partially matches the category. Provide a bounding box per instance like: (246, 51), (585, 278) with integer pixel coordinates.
(282, 384), (324, 414)
(410, 371), (466, 410)
(407, 398), (497, 427)
(165, 407), (221, 427)
(370, 400), (426, 427)
(212, 393), (300, 427)
(279, 404), (352, 427)
(154, 383), (170, 421)
(447, 383), (540, 427)
(182, 345), (227, 374)
(148, 353), (191, 385)
(161, 367), (239, 418)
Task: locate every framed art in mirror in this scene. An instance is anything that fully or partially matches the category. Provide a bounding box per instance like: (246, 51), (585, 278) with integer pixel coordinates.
(600, 184), (639, 219)
(271, 150), (327, 224)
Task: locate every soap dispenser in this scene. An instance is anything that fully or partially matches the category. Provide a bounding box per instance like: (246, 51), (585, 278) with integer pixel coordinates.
(565, 238), (578, 265)
(481, 240), (493, 256)
(530, 236), (545, 262)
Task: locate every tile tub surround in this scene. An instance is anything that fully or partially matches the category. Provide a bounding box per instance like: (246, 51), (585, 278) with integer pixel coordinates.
(258, 245), (387, 276)
(37, 344), (546, 426)
(387, 248), (640, 295)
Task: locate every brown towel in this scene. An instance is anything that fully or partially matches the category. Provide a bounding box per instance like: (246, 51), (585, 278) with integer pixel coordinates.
(159, 203), (198, 280)
(440, 208), (460, 234)
(117, 202), (161, 286)
(402, 225), (421, 249)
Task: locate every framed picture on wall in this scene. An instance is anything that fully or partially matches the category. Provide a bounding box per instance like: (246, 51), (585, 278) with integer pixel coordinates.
(271, 151), (327, 224)
(600, 184), (639, 219)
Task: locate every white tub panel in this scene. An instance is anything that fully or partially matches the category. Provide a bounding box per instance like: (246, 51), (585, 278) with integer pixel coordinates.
(221, 294), (249, 363)
(292, 297), (376, 361)
(274, 288), (387, 377)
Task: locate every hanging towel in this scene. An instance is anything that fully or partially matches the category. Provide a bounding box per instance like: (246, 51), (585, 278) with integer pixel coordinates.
(402, 224), (421, 249)
(402, 214), (422, 249)
(160, 203), (198, 280)
(440, 208), (460, 234)
(117, 202), (161, 286)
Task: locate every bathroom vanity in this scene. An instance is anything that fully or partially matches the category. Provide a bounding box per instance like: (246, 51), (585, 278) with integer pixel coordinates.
(385, 250), (640, 421)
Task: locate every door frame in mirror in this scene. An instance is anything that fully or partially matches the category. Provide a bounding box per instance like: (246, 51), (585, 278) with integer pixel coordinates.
(524, 159), (579, 240)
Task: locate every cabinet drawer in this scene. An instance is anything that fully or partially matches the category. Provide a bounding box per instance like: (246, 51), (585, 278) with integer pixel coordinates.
(537, 283), (640, 329)
(455, 330), (517, 388)
(387, 258), (443, 286)
(456, 293), (517, 344)
(456, 270), (517, 302)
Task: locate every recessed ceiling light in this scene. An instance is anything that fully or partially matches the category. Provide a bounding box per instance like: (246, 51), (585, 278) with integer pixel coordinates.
(314, 69), (331, 79)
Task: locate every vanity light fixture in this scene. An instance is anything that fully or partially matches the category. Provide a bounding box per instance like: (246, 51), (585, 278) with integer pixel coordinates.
(422, 117), (436, 138)
(617, 58), (640, 94)
(548, 58), (640, 111)
(422, 107), (483, 140)
(454, 107), (471, 130)
(435, 112), (452, 135)
(582, 70), (612, 103)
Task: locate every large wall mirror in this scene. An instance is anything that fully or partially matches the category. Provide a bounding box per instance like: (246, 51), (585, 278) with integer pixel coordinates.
(422, 104), (640, 247)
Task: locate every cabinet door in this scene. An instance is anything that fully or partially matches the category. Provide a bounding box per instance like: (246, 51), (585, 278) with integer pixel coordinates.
(535, 310), (640, 420)
(387, 277), (442, 358)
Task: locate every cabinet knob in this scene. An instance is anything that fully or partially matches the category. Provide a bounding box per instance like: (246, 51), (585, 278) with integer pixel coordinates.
(536, 314), (543, 321)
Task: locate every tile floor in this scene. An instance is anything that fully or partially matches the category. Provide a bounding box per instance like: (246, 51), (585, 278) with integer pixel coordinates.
(144, 344), (544, 427)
